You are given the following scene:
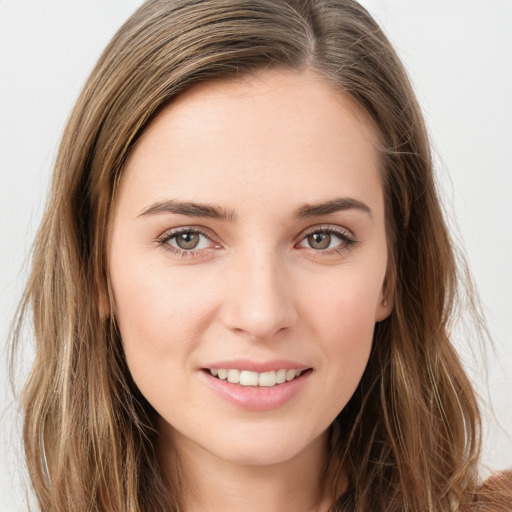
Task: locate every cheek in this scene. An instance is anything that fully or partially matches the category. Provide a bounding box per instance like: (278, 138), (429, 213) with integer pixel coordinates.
(113, 255), (204, 332)
(303, 267), (381, 340)
(301, 270), (380, 404)
(110, 259), (213, 388)
(328, 295), (375, 378)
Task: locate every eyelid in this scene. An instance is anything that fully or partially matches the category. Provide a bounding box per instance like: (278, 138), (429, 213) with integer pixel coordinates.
(296, 224), (356, 243)
(157, 225), (218, 241)
(295, 224), (358, 255)
(156, 225), (222, 257)
(156, 223), (357, 258)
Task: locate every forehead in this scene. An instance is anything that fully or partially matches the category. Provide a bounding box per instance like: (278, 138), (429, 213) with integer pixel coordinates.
(117, 68), (383, 219)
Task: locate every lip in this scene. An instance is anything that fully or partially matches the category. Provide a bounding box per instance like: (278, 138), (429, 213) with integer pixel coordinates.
(203, 359), (311, 373)
(200, 364), (313, 412)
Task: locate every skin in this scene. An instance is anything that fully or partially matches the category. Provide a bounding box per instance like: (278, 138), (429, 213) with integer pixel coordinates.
(108, 69), (393, 512)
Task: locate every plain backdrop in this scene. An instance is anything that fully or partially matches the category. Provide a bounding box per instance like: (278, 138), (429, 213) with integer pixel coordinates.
(1, 0), (511, 509)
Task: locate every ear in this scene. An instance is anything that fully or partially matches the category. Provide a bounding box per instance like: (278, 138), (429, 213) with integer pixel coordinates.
(375, 266), (396, 322)
(98, 279), (111, 320)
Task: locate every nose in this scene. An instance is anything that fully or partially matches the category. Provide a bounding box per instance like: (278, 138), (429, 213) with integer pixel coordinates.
(219, 249), (298, 342)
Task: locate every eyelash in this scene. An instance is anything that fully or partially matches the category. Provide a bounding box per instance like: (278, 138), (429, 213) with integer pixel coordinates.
(156, 225), (357, 259)
(298, 225), (357, 257)
(156, 226), (217, 259)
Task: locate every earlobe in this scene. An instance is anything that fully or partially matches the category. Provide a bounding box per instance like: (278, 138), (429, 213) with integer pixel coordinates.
(375, 268), (396, 322)
(98, 283), (111, 320)
(375, 296), (393, 322)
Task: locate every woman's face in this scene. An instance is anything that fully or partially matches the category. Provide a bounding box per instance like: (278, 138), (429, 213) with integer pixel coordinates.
(109, 69), (392, 468)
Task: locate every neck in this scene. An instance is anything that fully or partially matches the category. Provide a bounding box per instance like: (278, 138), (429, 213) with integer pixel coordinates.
(159, 427), (345, 512)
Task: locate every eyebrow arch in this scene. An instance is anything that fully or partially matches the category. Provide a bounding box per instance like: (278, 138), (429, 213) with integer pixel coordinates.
(138, 199), (237, 222)
(295, 197), (372, 218)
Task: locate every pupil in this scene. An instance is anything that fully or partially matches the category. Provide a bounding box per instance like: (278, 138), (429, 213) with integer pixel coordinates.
(176, 232), (199, 250)
(309, 232), (331, 250)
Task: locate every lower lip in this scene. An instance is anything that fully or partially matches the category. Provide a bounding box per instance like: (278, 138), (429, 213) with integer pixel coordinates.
(200, 370), (312, 411)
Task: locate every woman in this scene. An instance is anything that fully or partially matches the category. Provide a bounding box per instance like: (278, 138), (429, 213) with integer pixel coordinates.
(11, 0), (511, 510)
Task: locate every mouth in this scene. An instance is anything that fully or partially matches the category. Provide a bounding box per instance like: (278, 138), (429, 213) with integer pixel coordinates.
(201, 363), (313, 411)
(203, 367), (312, 387)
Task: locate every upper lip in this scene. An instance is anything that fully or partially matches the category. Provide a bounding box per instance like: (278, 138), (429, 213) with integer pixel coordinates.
(202, 359), (312, 373)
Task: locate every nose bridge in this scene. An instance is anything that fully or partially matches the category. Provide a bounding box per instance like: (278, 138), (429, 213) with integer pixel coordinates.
(221, 245), (297, 340)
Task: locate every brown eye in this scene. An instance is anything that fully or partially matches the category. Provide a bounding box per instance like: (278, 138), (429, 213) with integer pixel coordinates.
(158, 227), (220, 258)
(307, 232), (331, 250)
(297, 226), (356, 254)
(174, 232), (200, 250)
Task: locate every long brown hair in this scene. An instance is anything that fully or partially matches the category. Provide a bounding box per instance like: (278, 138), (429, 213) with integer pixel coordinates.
(11, 1), (509, 510)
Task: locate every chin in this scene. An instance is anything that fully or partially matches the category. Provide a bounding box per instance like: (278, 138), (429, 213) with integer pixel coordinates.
(221, 442), (299, 467)
(198, 422), (327, 468)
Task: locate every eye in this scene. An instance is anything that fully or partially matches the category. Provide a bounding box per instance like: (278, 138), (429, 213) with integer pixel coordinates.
(303, 232), (334, 250)
(157, 227), (220, 257)
(297, 226), (357, 254)
(170, 231), (208, 250)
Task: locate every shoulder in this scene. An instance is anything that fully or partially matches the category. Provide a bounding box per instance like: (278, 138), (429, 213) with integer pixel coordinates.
(473, 471), (512, 511)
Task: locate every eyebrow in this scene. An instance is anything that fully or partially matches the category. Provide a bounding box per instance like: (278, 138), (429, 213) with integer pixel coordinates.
(138, 197), (371, 221)
(138, 199), (237, 221)
(294, 197), (372, 218)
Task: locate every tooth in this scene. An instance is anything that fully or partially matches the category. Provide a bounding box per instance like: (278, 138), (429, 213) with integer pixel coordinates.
(276, 369), (287, 384)
(239, 370), (259, 386)
(286, 369), (296, 382)
(227, 369), (240, 384)
(213, 368), (304, 386)
(259, 371), (277, 387)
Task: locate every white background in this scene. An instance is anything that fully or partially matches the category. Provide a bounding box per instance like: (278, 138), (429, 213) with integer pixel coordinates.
(1, 1), (511, 509)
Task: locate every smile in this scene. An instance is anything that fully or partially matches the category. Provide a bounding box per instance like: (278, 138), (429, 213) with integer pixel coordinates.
(202, 366), (313, 411)
(208, 368), (304, 387)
